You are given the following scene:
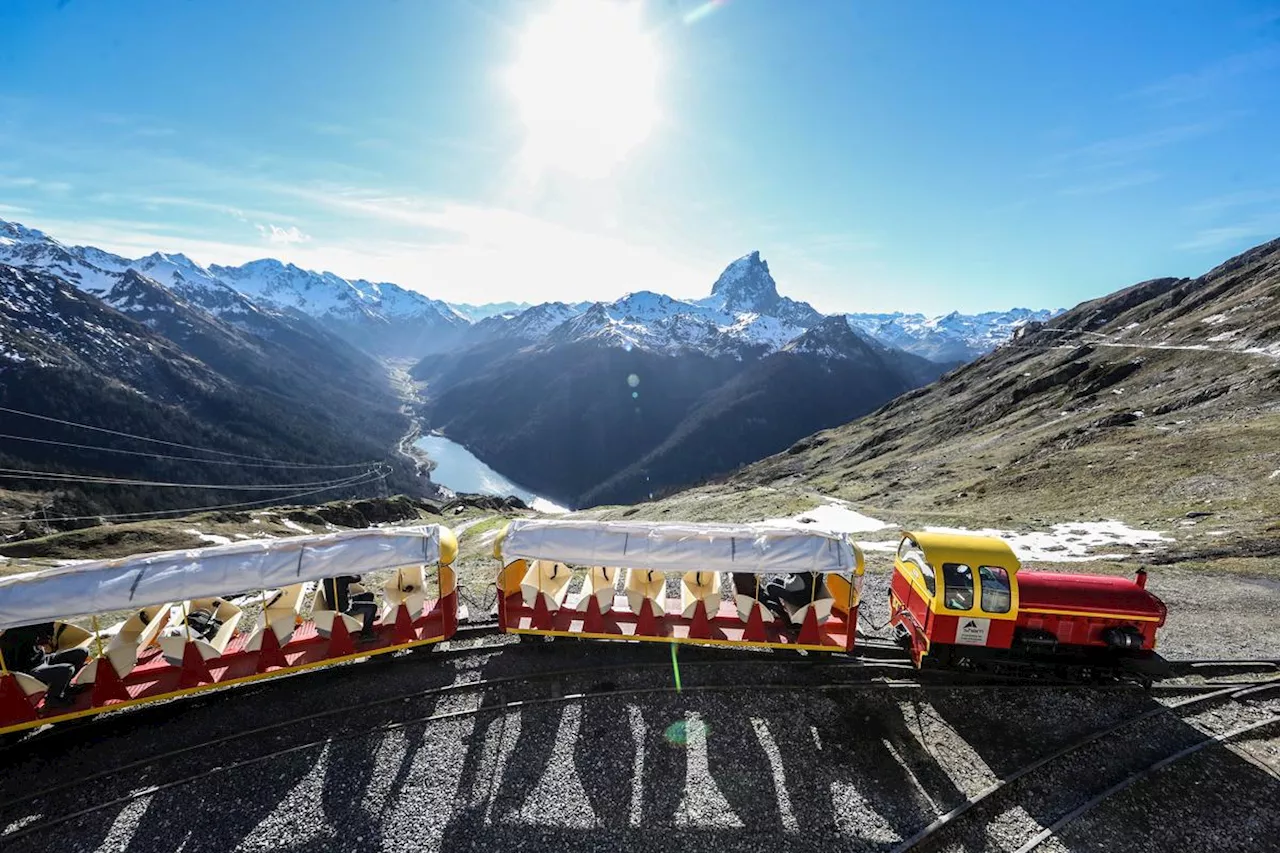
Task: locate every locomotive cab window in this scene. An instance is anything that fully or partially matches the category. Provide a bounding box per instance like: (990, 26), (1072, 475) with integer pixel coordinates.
(899, 539), (935, 595)
(978, 565), (1012, 614)
(941, 563), (974, 610)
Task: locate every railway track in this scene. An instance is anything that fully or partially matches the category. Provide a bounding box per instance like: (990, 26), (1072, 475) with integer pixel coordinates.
(5, 670), (1266, 847)
(3, 623), (1276, 847)
(893, 677), (1280, 852)
(0, 669), (1075, 843)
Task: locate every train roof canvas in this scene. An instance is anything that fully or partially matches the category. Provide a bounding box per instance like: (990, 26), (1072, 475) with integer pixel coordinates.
(497, 519), (860, 575)
(0, 526), (446, 630)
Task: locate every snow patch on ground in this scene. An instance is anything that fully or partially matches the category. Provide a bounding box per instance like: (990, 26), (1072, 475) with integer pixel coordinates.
(184, 528), (232, 546)
(761, 501), (889, 534)
(281, 519), (313, 535)
(531, 497), (570, 514)
(923, 520), (1172, 562)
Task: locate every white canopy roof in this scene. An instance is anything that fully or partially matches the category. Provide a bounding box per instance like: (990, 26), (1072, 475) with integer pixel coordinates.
(0, 526), (443, 631)
(499, 519), (859, 575)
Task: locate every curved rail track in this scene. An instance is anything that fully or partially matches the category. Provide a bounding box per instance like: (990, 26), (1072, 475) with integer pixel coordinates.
(893, 678), (1280, 852)
(4, 669), (1272, 847)
(2, 622), (1276, 847)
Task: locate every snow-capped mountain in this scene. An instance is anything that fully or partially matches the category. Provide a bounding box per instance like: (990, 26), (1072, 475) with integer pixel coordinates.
(209, 261), (466, 355)
(457, 250), (1050, 364)
(0, 263), (206, 386)
(460, 254), (821, 359)
(846, 308), (1061, 363)
(463, 300), (585, 345)
(448, 300), (532, 321)
(0, 219), (467, 357)
(698, 250), (824, 328)
(546, 287), (812, 357)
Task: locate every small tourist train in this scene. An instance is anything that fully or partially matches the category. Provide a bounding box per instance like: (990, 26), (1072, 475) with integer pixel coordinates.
(0, 519), (1167, 735)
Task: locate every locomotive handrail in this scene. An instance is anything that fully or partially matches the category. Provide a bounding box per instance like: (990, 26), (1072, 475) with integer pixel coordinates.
(0, 526), (447, 631)
(496, 518), (862, 574)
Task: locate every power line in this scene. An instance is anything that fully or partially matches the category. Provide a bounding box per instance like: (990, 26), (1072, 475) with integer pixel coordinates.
(0, 467), (380, 490)
(0, 405), (370, 465)
(0, 469), (388, 525)
(0, 433), (377, 469)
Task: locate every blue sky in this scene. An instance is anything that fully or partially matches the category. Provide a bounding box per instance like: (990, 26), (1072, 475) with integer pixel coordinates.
(1, 0), (1278, 313)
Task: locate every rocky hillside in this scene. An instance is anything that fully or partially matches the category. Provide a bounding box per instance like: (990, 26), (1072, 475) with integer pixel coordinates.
(0, 263), (416, 527)
(662, 237), (1279, 551)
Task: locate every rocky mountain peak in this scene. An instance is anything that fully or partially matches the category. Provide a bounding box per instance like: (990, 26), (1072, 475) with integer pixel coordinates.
(710, 251), (779, 312)
(783, 314), (875, 360)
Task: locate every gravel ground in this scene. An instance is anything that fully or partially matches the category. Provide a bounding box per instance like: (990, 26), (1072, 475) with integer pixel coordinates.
(923, 692), (1280, 853)
(1038, 729), (1280, 853)
(2, 560), (1278, 853)
(5, 639), (1276, 853)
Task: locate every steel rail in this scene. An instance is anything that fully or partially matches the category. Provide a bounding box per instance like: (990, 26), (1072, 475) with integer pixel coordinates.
(891, 677), (1280, 852)
(1016, 714), (1280, 852)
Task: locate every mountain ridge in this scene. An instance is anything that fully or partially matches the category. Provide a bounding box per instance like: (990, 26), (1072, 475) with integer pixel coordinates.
(416, 254), (952, 507)
(1, 219), (1055, 363)
(0, 220), (466, 358)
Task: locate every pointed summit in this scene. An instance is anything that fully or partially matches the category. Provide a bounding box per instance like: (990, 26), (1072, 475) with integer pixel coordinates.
(704, 251), (823, 328)
(710, 251), (779, 313)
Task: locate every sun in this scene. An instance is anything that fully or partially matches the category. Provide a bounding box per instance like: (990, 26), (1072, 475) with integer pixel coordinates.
(506, 0), (659, 179)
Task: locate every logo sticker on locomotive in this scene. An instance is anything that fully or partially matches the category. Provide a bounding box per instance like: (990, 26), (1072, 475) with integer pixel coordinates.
(955, 617), (990, 646)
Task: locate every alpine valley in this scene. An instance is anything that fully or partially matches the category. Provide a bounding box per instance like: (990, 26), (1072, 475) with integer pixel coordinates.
(0, 218), (1053, 522)
(413, 251), (1055, 507)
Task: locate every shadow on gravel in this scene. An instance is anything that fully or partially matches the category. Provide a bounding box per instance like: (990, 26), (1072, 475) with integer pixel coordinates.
(923, 689), (1280, 852)
(434, 654), (966, 853)
(1052, 736), (1280, 852)
(21, 646), (1264, 853)
(0, 649), (464, 853)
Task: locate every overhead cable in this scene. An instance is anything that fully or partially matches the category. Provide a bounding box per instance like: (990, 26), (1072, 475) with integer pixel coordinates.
(0, 405), (372, 465)
(0, 469), (389, 525)
(0, 433), (378, 469)
(0, 466), (383, 491)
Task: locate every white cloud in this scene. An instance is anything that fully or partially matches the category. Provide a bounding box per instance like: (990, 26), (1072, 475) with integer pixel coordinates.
(1184, 189), (1280, 217)
(1059, 170), (1162, 197)
(256, 223), (311, 244)
(0, 175), (71, 194)
(1178, 215), (1280, 251)
(1126, 49), (1280, 107)
(267, 187), (714, 302)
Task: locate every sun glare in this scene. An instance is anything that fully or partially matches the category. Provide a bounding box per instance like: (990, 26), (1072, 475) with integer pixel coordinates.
(506, 0), (659, 178)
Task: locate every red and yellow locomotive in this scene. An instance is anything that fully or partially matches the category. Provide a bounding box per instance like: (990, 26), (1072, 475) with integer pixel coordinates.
(889, 531), (1167, 679)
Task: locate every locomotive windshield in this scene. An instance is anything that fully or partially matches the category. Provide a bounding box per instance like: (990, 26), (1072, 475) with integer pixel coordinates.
(898, 538), (935, 595)
(979, 566), (1012, 613)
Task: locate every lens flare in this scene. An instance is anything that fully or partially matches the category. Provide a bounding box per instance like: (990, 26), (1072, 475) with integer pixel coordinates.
(683, 0), (729, 25)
